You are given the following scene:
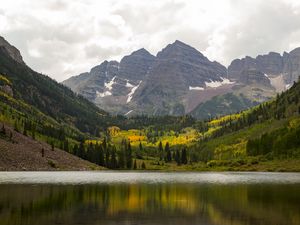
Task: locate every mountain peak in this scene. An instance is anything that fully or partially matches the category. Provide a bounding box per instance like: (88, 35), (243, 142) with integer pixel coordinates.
(289, 47), (300, 56)
(173, 39), (187, 45)
(169, 40), (195, 50)
(157, 40), (204, 60)
(131, 48), (154, 58)
(0, 36), (25, 65)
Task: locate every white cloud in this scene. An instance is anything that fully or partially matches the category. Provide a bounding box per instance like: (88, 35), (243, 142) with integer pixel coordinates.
(0, 0), (300, 81)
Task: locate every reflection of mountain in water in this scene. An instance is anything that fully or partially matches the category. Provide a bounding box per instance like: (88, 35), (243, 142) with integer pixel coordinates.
(0, 183), (299, 225)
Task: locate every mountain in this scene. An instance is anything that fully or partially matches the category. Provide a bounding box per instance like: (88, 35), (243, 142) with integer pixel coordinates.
(64, 41), (300, 118)
(63, 40), (238, 117)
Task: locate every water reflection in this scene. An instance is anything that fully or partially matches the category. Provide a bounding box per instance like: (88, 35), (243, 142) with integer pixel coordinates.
(0, 183), (299, 225)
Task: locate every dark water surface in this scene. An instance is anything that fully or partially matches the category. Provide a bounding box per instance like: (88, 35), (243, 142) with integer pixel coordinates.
(0, 172), (299, 225)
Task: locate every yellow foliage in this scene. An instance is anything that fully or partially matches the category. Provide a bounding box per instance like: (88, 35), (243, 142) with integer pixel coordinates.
(0, 74), (11, 85)
(107, 126), (121, 136)
(209, 113), (242, 127)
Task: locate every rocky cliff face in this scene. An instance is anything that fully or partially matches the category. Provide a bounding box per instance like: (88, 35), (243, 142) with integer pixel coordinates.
(228, 49), (300, 91)
(132, 40), (228, 115)
(63, 40), (231, 116)
(63, 41), (300, 118)
(0, 36), (24, 65)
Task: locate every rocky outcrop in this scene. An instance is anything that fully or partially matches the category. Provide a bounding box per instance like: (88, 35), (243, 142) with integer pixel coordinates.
(132, 40), (228, 115)
(283, 48), (300, 84)
(63, 40), (230, 116)
(239, 70), (271, 86)
(0, 36), (24, 65)
(228, 49), (300, 88)
(63, 40), (300, 118)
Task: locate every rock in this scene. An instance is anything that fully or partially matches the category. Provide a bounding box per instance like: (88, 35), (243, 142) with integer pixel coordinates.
(228, 48), (300, 86)
(0, 36), (25, 65)
(63, 40), (300, 118)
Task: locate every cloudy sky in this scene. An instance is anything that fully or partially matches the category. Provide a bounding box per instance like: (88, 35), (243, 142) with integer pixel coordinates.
(1, 0), (300, 81)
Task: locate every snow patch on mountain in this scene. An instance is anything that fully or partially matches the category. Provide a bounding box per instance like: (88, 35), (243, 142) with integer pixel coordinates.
(205, 77), (235, 88)
(126, 81), (134, 88)
(104, 76), (116, 90)
(127, 81), (142, 103)
(124, 110), (133, 116)
(96, 90), (112, 98)
(189, 86), (204, 90)
(267, 74), (287, 92)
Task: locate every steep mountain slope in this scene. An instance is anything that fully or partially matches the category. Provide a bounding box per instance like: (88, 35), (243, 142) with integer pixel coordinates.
(0, 36), (111, 135)
(64, 40), (238, 116)
(63, 49), (155, 114)
(64, 41), (300, 118)
(132, 41), (230, 115)
(228, 49), (300, 91)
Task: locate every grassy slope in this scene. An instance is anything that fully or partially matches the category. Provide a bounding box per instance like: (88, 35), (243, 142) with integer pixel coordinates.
(0, 124), (102, 171)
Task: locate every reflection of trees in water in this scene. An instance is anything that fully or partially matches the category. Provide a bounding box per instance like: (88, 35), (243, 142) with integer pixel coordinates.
(0, 184), (299, 225)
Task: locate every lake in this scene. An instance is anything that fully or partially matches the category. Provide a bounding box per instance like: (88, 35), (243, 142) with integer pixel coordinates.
(0, 172), (299, 225)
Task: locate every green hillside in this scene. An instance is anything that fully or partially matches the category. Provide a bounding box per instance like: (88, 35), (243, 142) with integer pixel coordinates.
(190, 80), (300, 171)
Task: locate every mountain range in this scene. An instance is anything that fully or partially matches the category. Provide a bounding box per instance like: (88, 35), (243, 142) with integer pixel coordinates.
(63, 40), (300, 118)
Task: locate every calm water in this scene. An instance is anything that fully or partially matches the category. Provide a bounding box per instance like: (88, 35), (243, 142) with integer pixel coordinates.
(0, 172), (299, 225)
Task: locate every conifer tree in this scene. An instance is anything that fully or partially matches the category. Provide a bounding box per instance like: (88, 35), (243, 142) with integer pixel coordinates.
(141, 162), (146, 169)
(118, 147), (126, 169)
(78, 140), (85, 159)
(175, 149), (181, 165)
(181, 148), (188, 164)
(110, 147), (118, 169)
(165, 142), (171, 162)
(158, 141), (163, 160)
(126, 142), (133, 169)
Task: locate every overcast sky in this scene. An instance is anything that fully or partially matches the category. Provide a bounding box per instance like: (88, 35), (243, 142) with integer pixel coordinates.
(1, 0), (300, 81)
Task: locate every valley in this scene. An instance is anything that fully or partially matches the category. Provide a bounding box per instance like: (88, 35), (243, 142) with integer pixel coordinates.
(0, 35), (300, 171)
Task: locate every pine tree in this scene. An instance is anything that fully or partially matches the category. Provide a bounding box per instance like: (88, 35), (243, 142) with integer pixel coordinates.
(133, 160), (137, 170)
(64, 139), (69, 152)
(175, 149), (181, 165)
(73, 144), (78, 156)
(118, 147), (126, 169)
(165, 142), (171, 162)
(126, 142), (133, 169)
(158, 141), (163, 160)
(14, 120), (19, 132)
(97, 144), (105, 166)
(181, 148), (188, 164)
(105, 147), (110, 168)
(141, 162), (146, 169)
(87, 143), (94, 162)
(110, 147), (118, 169)
(139, 142), (143, 151)
(78, 140), (85, 159)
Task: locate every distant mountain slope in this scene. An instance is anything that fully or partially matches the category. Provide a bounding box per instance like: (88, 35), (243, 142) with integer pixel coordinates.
(228, 48), (300, 90)
(64, 40), (300, 118)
